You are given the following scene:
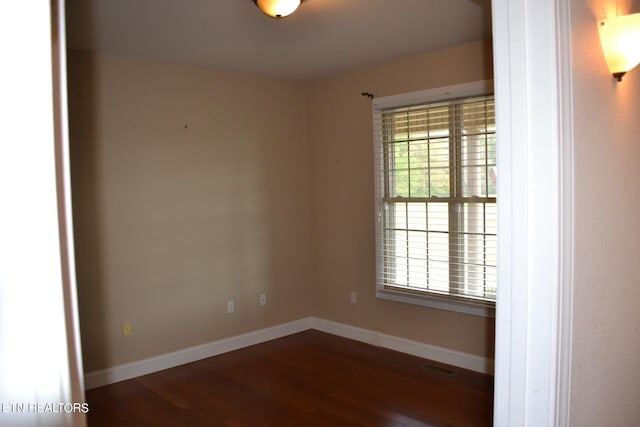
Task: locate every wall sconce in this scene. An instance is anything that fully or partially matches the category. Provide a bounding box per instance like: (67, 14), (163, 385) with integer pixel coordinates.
(253, 0), (302, 19)
(598, 13), (640, 81)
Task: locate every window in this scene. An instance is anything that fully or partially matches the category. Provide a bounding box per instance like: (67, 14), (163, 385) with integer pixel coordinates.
(373, 81), (496, 316)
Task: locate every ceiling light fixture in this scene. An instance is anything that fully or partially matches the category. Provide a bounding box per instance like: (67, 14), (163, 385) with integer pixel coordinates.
(598, 13), (640, 82)
(253, 0), (302, 19)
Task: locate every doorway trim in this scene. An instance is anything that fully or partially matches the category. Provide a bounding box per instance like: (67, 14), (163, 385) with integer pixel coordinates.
(492, 0), (574, 425)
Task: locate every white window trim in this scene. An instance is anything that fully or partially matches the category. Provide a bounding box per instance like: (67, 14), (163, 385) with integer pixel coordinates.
(371, 80), (494, 111)
(373, 80), (495, 318)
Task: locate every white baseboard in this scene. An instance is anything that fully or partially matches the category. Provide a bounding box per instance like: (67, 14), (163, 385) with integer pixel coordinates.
(84, 316), (493, 389)
(310, 318), (494, 375)
(84, 318), (312, 390)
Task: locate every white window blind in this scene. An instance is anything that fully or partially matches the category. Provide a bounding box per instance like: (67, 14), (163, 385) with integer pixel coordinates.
(373, 83), (496, 312)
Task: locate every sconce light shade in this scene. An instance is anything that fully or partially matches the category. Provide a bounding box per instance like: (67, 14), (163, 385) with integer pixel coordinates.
(254, 0), (301, 19)
(598, 13), (640, 81)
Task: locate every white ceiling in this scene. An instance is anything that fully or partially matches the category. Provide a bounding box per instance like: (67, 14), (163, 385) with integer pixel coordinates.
(66, 0), (492, 81)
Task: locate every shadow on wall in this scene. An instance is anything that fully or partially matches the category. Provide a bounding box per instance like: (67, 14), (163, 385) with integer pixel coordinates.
(68, 54), (110, 372)
(468, 0), (493, 41)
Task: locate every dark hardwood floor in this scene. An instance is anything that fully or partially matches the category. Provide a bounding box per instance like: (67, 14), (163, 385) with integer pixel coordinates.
(85, 330), (493, 426)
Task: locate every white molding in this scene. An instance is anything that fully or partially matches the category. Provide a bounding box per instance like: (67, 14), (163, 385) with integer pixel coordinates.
(492, 0), (530, 421)
(84, 318), (312, 389)
(311, 318), (378, 344)
(372, 79), (494, 109)
(376, 288), (495, 318)
(555, 0), (575, 425)
(84, 317), (494, 389)
(492, 0), (569, 425)
(311, 318), (494, 375)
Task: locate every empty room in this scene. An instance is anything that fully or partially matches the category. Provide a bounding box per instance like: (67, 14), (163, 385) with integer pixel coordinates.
(2, 0), (640, 426)
(67, 0), (496, 424)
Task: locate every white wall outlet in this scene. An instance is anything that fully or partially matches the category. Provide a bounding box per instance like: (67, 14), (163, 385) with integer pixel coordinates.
(259, 293), (267, 306)
(227, 300), (234, 314)
(350, 291), (357, 304)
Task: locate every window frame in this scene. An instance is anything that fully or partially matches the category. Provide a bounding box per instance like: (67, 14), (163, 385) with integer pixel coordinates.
(373, 80), (495, 317)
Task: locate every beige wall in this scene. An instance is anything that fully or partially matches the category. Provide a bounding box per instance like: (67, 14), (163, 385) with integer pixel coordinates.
(570, 1), (640, 425)
(66, 5), (640, 419)
(70, 41), (495, 373)
(69, 52), (311, 371)
(306, 41), (495, 358)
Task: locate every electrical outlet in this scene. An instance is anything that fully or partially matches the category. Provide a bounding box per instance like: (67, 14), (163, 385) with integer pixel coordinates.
(122, 321), (132, 336)
(259, 293), (267, 306)
(350, 291), (357, 304)
(227, 300), (234, 314)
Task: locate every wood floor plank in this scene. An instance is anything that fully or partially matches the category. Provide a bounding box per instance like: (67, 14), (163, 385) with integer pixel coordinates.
(86, 330), (493, 426)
